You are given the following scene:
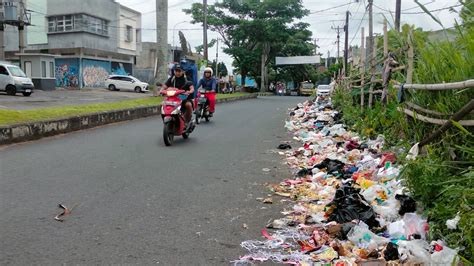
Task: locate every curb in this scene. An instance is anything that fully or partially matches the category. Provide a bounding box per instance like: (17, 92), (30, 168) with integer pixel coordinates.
(0, 94), (257, 145)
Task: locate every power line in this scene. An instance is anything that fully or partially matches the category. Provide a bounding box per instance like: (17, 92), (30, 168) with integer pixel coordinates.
(310, 2), (353, 14)
(349, 9), (368, 45)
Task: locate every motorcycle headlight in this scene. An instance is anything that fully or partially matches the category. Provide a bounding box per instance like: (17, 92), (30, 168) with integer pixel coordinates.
(166, 91), (176, 97)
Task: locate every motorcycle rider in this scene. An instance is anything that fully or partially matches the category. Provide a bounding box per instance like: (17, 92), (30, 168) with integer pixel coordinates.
(197, 67), (217, 117)
(161, 63), (195, 127)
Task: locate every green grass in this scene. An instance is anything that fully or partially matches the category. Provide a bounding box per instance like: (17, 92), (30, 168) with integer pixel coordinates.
(0, 92), (250, 126)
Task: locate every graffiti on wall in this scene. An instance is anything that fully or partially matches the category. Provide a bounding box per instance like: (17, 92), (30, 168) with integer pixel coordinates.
(55, 58), (79, 87)
(111, 62), (133, 76)
(82, 59), (111, 88)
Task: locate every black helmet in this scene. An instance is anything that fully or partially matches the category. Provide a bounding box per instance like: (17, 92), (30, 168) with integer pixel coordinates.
(174, 63), (183, 70)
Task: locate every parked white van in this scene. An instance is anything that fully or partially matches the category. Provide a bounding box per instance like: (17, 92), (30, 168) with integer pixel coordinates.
(0, 62), (34, 96)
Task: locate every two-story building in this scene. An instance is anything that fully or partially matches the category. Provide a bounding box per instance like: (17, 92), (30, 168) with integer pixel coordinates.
(3, 0), (142, 88)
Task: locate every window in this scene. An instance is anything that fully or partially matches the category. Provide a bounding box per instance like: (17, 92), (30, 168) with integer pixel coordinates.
(48, 14), (109, 36)
(8, 66), (27, 77)
(125, 25), (133, 42)
(24, 61), (32, 77)
(41, 61), (46, 78)
(48, 18), (56, 32)
(64, 15), (73, 31)
(49, 62), (54, 78)
(0, 66), (9, 75)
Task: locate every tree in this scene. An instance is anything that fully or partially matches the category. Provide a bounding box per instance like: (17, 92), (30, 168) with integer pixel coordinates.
(211, 60), (228, 77)
(184, 0), (309, 88)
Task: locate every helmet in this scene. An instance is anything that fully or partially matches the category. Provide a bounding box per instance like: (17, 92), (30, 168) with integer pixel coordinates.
(174, 63), (183, 71)
(204, 67), (213, 76)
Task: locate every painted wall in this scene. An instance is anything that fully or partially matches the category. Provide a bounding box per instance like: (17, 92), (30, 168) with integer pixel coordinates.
(55, 58), (79, 88)
(111, 62), (132, 76)
(82, 59), (111, 88)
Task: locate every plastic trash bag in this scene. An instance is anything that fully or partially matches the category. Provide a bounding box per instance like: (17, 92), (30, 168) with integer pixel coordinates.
(403, 213), (428, 240)
(431, 241), (458, 265)
(398, 240), (431, 264)
(395, 194), (417, 215)
(384, 242), (400, 261)
(327, 184), (380, 228)
(347, 221), (389, 249)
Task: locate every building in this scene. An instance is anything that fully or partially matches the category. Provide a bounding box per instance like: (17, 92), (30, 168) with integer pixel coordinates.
(2, 0), (142, 88)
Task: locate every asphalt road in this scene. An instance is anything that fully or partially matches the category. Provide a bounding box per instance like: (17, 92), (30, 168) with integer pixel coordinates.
(0, 96), (303, 265)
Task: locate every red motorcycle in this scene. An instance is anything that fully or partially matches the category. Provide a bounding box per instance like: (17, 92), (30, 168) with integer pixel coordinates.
(160, 87), (195, 146)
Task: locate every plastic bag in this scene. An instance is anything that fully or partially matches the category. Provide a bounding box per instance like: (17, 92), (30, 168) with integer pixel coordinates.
(361, 185), (387, 203)
(387, 220), (405, 239)
(347, 221), (389, 249)
(398, 240), (431, 264)
(384, 242), (400, 261)
(395, 194), (417, 215)
(403, 213), (428, 240)
(431, 242), (458, 265)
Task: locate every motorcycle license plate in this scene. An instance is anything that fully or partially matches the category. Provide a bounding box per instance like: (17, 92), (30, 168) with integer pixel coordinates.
(198, 98), (207, 104)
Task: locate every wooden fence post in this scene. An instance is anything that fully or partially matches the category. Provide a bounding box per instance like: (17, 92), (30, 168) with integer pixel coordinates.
(360, 27), (365, 110)
(383, 19), (388, 58)
(407, 30), (414, 84)
(369, 40), (377, 107)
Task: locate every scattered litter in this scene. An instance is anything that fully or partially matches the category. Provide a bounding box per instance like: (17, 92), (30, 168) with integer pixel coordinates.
(243, 223), (249, 229)
(446, 213), (461, 230)
(263, 198), (273, 204)
(277, 143), (292, 150)
(54, 204), (71, 222)
(235, 97), (458, 265)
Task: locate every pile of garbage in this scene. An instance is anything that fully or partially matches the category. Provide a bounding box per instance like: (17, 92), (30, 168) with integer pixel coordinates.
(234, 98), (458, 265)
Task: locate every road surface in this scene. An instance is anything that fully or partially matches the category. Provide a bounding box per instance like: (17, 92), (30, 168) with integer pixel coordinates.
(0, 96), (303, 264)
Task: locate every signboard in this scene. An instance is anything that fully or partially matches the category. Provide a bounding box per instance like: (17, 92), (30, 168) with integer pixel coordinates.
(275, 56), (321, 66)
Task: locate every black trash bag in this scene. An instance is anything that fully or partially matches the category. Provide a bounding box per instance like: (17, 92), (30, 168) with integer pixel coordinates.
(395, 194), (417, 215)
(327, 184), (380, 228)
(314, 158), (345, 175)
(296, 168), (312, 177)
(384, 242), (399, 261)
(277, 143), (292, 150)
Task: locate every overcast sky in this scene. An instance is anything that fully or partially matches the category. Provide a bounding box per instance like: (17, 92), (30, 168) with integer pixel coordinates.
(116, 0), (462, 71)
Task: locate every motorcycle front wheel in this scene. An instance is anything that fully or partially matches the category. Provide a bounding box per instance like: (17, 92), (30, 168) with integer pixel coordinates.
(163, 122), (174, 146)
(195, 108), (201, 125)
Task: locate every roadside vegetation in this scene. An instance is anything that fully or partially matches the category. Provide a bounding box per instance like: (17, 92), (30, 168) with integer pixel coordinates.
(333, 1), (474, 261)
(0, 92), (249, 126)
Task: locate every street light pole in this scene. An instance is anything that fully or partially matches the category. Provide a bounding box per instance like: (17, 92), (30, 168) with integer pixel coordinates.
(172, 21), (188, 62)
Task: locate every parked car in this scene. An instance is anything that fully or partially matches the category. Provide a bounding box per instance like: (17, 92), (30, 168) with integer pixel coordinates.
(106, 75), (149, 93)
(316, 84), (331, 97)
(298, 81), (315, 96)
(0, 62), (34, 96)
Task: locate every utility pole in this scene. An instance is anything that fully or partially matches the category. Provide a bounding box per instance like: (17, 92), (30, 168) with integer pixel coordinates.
(395, 0), (401, 32)
(0, 22), (4, 61)
(368, 0), (375, 107)
(314, 39), (318, 55)
(155, 0), (169, 84)
(215, 38), (219, 77)
(344, 11), (350, 77)
(332, 26), (342, 64)
(18, 0), (25, 54)
(203, 0), (208, 62)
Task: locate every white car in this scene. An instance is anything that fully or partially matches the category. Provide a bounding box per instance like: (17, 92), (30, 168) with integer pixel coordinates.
(106, 75), (149, 93)
(316, 84), (331, 97)
(0, 62), (34, 97)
